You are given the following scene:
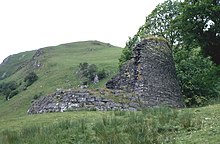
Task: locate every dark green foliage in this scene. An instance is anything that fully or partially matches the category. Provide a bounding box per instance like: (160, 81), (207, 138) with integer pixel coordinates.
(176, 0), (220, 64)
(87, 64), (98, 80)
(33, 92), (43, 100)
(174, 47), (220, 106)
(77, 62), (107, 85)
(97, 69), (107, 80)
(118, 47), (132, 68)
(7, 90), (19, 99)
(0, 107), (202, 144)
(142, 0), (181, 48)
(0, 81), (19, 100)
(78, 62), (97, 81)
(118, 33), (142, 68)
(24, 72), (38, 87)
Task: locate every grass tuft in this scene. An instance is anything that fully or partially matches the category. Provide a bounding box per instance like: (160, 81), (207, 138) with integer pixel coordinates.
(0, 107), (205, 144)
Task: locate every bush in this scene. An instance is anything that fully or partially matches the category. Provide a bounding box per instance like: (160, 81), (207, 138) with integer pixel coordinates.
(77, 62), (107, 85)
(97, 69), (107, 80)
(33, 92), (43, 100)
(24, 72), (38, 87)
(7, 90), (19, 99)
(174, 47), (220, 107)
(0, 81), (19, 100)
(118, 47), (132, 68)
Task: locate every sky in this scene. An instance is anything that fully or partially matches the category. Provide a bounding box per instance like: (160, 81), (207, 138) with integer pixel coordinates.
(0, 0), (165, 63)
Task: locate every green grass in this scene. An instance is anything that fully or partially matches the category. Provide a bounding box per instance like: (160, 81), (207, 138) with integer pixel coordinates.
(1, 105), (220, 144)
(0, 41), (122, 119)
(0, 51), (35, 80)
(0, 107), (217, 144)
(175, 104), (220, 143)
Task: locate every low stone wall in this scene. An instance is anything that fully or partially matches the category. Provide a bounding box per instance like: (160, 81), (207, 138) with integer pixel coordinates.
(28, 89), (140, 114)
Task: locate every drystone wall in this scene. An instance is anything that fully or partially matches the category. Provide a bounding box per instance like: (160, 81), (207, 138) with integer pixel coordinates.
(106, 38), (184, 108)
(28, 89), (140, 114)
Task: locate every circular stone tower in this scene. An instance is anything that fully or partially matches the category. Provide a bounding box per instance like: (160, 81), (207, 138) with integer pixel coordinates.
(106, 37), (184, 108)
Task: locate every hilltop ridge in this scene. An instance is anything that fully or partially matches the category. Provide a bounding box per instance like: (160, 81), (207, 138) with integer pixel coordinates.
(0, 40), (122, 118)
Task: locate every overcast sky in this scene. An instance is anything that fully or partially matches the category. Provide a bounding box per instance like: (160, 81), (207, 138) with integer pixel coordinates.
(0, 0), (165, 63)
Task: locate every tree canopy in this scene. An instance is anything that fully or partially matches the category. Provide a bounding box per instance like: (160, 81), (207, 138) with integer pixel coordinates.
(177, 0), (220, 64)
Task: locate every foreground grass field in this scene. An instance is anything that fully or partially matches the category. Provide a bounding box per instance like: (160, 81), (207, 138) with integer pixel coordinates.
(1, 104), (220, 144)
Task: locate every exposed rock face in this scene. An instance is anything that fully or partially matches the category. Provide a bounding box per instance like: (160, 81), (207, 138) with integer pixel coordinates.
(30, 48), (44, 68)
(106, 38), (184, 108)
(28, 89), (140, 114)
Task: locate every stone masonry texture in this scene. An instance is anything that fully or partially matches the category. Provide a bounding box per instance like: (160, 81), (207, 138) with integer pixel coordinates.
(106, 38), (184, 108)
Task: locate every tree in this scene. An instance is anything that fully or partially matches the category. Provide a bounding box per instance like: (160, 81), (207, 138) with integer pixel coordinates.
(174, 47), (220, 106)
(177, 0), (220, 64)
(141, 0), (182, 48)
(118, 0), (181, 68)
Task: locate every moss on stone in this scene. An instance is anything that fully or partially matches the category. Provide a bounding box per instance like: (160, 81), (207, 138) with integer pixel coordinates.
(143, 35), (171, 54)
(144, 35), (168, 43)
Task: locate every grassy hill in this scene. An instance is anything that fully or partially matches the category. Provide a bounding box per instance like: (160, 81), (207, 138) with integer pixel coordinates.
(0, 40), (220, 143)
(0, 41), (122, 119)
(0, 51), (36, 80)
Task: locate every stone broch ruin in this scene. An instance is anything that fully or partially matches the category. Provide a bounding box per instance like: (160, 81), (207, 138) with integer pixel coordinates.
(106, 38), (184, 107)
(28, 38), (184, 114)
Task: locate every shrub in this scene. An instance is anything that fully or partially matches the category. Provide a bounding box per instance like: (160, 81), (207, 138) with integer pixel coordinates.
(77, 62), (107, 84)
(0, 81), (19, 100)
(97, 69), (107, 80)
(24, 72), (38, 87)
(7, 90), (19, 99)
(33, 92), (43, 100)
(174, 47), (220, 107)
(118, 47), (132, 68)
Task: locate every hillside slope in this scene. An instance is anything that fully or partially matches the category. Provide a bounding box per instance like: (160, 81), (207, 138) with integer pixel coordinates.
(0, 41), (122, 119)
(0, 51), (36, 80)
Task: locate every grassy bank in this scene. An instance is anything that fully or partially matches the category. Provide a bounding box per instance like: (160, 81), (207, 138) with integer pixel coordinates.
(1, 104), (220, 144)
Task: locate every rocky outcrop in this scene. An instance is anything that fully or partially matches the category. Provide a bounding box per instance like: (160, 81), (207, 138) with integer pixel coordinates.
(28, 89), (140, 114)
(29, 48), (44, 68)
(106, 38), (184, 108)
